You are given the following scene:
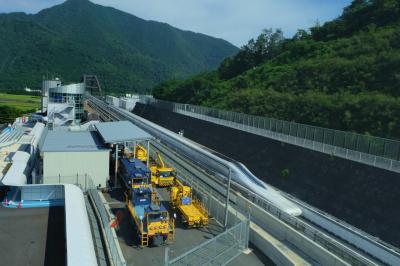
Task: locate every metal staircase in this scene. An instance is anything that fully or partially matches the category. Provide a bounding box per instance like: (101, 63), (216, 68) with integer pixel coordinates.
(141, 232), (148, 247)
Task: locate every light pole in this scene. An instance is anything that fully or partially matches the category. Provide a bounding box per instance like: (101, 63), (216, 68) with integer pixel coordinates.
(224, 167), (232, 230)
(115, 143), (119, 186)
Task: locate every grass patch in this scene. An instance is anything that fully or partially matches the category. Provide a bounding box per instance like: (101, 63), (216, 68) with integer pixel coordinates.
(0, 93), (40, 112)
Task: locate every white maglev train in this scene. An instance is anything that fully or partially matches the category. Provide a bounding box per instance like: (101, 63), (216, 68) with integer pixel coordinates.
(95, 97), (302, 216)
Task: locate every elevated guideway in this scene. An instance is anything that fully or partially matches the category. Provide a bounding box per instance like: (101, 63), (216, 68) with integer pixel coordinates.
(86, 94), (400, 266)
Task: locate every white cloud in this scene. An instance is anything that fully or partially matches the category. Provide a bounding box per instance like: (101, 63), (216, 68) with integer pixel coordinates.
(0, 0), (351, 46)
(0, 0), (63, 13)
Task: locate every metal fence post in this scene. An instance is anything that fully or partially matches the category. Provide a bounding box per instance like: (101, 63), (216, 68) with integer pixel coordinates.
(245, 213), (250, 249)
(224, 168), (232, 230)
(115, 143), (119, 185)
(164, 247), (170, 266)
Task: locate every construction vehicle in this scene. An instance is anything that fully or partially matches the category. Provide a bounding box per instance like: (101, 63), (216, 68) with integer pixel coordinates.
(170, 179), (208, 227)
(119, 157), (151, 189)
(125, 186), (174, 247)
(149, 152), (175, 187)
(120, 157), (174, 246)
(123, 144), (148, 163)
(134, 144), (148, 163)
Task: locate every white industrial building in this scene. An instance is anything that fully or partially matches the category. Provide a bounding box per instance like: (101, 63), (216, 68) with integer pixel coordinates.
(105, 95), (119, 107)
(46, 103), (75, 127)
(48, 83), (86, 125)
(40, 130), (109, 188)
(42, 78), (62, 113)
(119, 95), (139, 111)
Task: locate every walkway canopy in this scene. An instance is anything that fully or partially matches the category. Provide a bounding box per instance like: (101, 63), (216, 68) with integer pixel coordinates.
(94, 121), (152, 144)
(94, 121), (154, 182)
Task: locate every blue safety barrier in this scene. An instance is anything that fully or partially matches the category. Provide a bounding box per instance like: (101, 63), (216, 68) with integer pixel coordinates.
(2, 199), (64, 208)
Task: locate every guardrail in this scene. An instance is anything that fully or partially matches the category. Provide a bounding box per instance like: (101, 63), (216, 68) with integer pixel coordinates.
(88, 189), (127, 266)
(139, 96), (400, 173)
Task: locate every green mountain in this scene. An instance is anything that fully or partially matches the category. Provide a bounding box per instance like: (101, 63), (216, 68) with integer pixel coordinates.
(0, 0), (238, 93)
(154, 0), (400, 139)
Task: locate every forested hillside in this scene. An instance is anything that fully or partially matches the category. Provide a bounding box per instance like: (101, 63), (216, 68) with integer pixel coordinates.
(0, 0), (237, 93)
(154, 0), (400, 139)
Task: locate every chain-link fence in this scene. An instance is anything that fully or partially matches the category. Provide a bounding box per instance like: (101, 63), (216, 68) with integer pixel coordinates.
(166, 219), (249, 266)
(88, 189), (127, 266)
(140, 96), (400, 173)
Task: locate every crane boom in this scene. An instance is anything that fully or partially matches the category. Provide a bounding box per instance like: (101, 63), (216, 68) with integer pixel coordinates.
(156, 151), (165, 168)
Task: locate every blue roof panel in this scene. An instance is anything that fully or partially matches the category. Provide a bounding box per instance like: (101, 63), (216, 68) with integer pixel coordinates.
(41, 131), (107, 152)
(95, 121), (152, 143)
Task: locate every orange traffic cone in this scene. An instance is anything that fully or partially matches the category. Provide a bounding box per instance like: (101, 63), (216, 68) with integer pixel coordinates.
(17, 201), (21, 209)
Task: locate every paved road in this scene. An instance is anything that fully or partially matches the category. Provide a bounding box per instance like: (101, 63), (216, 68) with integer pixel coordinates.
(104, 187), (273, 266)
(0, 206), (65, 266)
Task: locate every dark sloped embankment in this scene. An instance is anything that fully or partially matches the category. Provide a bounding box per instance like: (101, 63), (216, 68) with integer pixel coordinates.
(133, 103), (400, 248)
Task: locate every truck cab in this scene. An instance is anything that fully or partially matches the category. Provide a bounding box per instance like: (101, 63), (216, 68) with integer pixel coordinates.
(150, 152), (175, 187)
(145, 204), (171, 246)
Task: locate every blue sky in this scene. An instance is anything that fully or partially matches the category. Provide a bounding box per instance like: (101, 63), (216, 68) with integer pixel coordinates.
(0, 0), (351, 46)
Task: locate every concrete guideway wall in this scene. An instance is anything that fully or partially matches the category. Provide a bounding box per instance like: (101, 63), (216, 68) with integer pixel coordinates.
(235, 193), (349, 266)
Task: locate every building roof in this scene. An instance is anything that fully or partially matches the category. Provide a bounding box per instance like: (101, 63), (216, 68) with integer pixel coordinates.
(41, 130), (107, 152)
(95, 121), (152, 144)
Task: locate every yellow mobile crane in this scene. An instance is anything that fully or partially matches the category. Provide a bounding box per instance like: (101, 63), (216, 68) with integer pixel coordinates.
(149, 152), (175, 187)
(134, 144), (148, 163)
(170, 179), (208, 227)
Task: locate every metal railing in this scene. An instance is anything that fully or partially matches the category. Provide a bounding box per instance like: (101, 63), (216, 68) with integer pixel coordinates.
(38, 174), (97, 192)
(140, 96), (400, 173)
(21, 184), (64, 201)
(166, 219), (249, 266)
(88, 189), (127, 266)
